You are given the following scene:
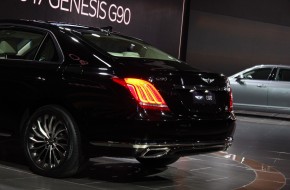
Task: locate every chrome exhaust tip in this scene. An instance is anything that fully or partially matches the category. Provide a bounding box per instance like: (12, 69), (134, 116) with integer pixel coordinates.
(139, 147), (170, 158)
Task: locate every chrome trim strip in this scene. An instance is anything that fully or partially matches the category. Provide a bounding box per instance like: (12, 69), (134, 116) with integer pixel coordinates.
(90, 139), (232, 150)
(90, 139), (233, 158)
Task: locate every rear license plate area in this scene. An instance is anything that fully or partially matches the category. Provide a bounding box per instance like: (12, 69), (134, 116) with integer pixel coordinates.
(192, 91), (216, 104)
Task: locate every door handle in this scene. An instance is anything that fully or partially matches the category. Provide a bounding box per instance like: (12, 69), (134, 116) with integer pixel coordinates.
(257, 84), (266, 88)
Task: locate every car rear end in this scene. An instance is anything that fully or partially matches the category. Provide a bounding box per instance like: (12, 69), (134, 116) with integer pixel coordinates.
(92, 61), (235, 158)
(69, 27), (236, 159)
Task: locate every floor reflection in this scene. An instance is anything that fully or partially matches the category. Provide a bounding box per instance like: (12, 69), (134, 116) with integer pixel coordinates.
(217, 152), (286, 189)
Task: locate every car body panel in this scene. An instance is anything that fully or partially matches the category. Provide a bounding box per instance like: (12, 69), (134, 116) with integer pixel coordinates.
(230, 79), (268, 108)
(0, 60), (63, 133)
(229, 64), (290, 113)
(267, 80), (290, 112)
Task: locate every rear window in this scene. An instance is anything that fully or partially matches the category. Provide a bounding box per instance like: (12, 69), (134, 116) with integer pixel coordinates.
(0, 29), (45, 60)
(73, 30), (178, 61)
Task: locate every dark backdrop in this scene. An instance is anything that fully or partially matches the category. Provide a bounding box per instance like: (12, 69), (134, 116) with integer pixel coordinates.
(187, 0), (290, 76)
(0, 0), (184, 57)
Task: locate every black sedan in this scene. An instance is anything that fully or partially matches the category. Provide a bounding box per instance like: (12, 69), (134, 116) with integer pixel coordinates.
(0, 19), (236, 177)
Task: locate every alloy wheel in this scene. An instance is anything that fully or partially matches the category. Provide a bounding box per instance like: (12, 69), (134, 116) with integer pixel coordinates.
(27, 113), (69, 170)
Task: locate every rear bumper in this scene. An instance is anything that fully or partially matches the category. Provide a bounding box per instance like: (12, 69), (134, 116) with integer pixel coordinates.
(85, 112), (236, 158)
(89, 137), (233, 158)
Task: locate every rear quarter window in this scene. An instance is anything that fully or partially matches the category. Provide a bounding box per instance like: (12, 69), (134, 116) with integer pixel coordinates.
(277, 68), (290, 82)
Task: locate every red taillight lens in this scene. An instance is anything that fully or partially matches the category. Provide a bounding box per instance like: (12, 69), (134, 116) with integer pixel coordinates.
(113, 77), (169, 111)
(227, 79), (233, 112)
(229, 88), (233, 112)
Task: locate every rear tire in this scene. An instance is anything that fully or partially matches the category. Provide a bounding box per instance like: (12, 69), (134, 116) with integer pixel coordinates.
(136, 156), (180, 167)
(23, 105), (84, 177)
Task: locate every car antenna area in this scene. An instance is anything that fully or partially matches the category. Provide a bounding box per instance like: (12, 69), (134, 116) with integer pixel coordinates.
(100, 26), (113, 35)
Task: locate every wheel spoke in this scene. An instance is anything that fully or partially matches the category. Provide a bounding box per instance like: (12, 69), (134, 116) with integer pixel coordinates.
(48, 116), (55, 134)
(53, 128), (67, 139)
(43, 114), (50, 138)
(55, 137), (67, 141)
(51, 121), (62, 137)
(37, 120), (49, 139)
(54, 145), (66, 159)
(32, 125), (46, 139)
(29, 144), (46, 150)
(52, 149), (60, 165)
(49, 145), (53, 168)
(29, 137), (46, 143)
(35, 146), (47, 161)
(54, 142), (67, 151)
(42, 146), (50, 166)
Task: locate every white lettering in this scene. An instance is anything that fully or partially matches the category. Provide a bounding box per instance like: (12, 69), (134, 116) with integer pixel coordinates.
(96, 0), (100, 18)
(124, 8), (131, 25)
(89, 0), (97, 17)
(81, 0), (89, 16)
(99, 1), (107, 19)
(49, 0), (60, 9)
(60, 0), (69, 12)
(108, 4), (117, 22)
(116, 6), (124, 23)
(19, 0), (132, 25)
(71, 0), (80, 14)
(108, 4), (131, 25)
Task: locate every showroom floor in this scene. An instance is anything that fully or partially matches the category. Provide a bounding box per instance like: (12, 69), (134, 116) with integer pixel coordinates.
(0, 115), (289, 190)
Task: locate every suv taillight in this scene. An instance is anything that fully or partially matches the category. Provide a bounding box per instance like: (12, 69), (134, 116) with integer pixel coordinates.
(113, 77), (169, 111)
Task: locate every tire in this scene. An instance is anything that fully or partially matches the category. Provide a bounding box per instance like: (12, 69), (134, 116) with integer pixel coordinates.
(23, 105), (84, 177)
(136, 156), (180, 167)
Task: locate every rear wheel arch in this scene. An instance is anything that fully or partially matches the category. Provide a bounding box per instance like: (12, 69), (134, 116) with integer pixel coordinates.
(19, 99), (85, 134)
(20, 101), (91, 149)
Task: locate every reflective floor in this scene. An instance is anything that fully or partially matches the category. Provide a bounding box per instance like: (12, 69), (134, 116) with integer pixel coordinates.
(0, 115), (289, 190)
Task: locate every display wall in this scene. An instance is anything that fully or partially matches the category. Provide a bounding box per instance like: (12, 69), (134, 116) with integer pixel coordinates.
(0, 0), (184, 57)
(187, 0), (290, 76)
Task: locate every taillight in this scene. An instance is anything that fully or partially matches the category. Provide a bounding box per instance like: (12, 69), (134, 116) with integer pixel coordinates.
(229, 88), (233, 112)
(227, 79), (233, 112)
(113, 77), (169, 111)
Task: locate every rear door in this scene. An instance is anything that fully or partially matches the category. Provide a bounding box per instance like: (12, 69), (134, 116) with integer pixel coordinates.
(267, 67), (290, 113)
(0, 25), (63, 135)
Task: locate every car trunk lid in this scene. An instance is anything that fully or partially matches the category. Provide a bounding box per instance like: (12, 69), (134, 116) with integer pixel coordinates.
(114, 59), (231, 118)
